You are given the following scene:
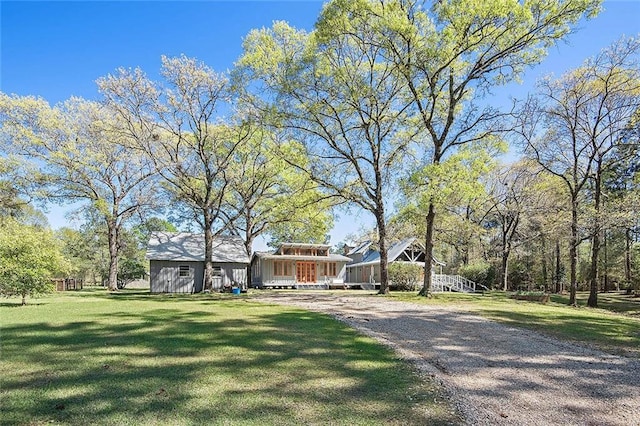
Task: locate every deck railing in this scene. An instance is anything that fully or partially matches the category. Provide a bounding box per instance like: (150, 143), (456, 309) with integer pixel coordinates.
(432, 274), (485, 293)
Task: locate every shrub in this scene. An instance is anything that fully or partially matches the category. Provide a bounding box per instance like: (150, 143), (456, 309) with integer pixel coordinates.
(117, 257), (147, 289)
(388, 263), (422, 291)
(457, 261), (496, 289)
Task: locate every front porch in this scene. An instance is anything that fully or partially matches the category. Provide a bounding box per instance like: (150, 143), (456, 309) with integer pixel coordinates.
(254, 277), (360, 290)
(254, 275), (483, 293)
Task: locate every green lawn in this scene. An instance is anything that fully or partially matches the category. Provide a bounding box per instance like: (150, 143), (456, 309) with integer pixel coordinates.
(387, 291), (640, 358)
(551, 291), (640, 316)
(0, 289), (460, 426)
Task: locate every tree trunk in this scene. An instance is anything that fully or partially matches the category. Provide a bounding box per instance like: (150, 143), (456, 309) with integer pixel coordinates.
(203, 213), (214, 292)
(555, 240), (562, 294)
(602, 229), (609, 292)
(107, 220), (119, 291)
(587, 167), (601, 308)
(21, 293), (27, 306)
(462, 204), (471, 266)
(244, 234), (253, 290)
(419, 202), (436, 297)
(541, 233), (548, 293)
(569, 197), (578, 306)
(587, 232), (599, 307)
(501, 247), (510, 291)
(625, 228), (632, 291)
(377, 208), (390, 295)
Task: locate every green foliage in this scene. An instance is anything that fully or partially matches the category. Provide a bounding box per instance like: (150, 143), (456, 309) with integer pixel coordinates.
(458, 261), (496, 289)
(267, 219), (331, 248)
(398, 144), (499, 262)
(406, 143), (503, 210)
(223, 133), (334, 250)
(99, 57), (257, 291)
(119, 219), (175, 286)
(0, 93), (159, 291)
(0, 218), (69, 304)
(238, 6), (414, 291)
(56, 227), (102, 281)
(117, 257), (146, 288)
(131, 217), (177, 250)
(388, 262), (423, 291)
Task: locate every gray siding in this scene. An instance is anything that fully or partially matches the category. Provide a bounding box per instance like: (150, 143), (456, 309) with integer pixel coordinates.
(251, 257), (262, 286)
(346, 264), (379, 284)
(251, 258), (295, 287)
(218, 263), (248, 289)
(151, 261), (203, 293)
(150, 261), (247, 293)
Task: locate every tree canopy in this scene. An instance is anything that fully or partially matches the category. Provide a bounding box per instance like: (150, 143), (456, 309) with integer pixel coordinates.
(0, 217), (69, 304)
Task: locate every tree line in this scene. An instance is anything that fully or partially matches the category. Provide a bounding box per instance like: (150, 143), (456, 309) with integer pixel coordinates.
(2, 0), (638, 308)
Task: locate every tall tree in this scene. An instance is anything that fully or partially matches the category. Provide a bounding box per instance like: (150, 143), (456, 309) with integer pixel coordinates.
(582, 38), (640, 307)
(376, 0), (601, 296)
(98, 56), (252, 291)
(605, 108), (640, 293)
(400, 142), (498, 278)
(516, 37), (640, 306)
(484, 161), (545, 291)
(238, 9), (414, 293)
(0, 94), (158, 291)
(222, 133), (334, 262)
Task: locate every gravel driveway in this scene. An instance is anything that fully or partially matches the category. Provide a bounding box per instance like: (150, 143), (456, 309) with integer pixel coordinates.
(253, 292), (640, 426)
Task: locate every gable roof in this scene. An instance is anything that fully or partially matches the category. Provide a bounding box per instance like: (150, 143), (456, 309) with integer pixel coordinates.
(346, 240), (373, 256)
(146, 232), (249, 264)
(253, 252), (352, 262)
(347, 237), (445, 267)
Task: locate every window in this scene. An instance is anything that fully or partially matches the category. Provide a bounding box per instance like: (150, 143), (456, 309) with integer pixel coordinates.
(179, 265), (191, 277)
(213, 266), (223, 277)
(274, 261), (291, 276)
(323, 262), (337, 277)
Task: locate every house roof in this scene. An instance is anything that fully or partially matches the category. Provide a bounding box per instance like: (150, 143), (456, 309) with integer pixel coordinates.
(347, 237), (445, 267)
(254, 252), (352, 262)
(251, 242), (352, 263)
(346, 240), (372, 256)
(146, 232), (249, 264)
(275, 242), (332, 255)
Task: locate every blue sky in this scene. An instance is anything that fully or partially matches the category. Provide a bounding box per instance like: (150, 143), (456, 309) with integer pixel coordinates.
(1, 0), (639, 250)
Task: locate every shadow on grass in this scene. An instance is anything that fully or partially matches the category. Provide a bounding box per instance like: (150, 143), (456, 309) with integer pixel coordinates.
(0, 302), (45, 308)
(1, 300), (457, 425)
(550, 292), (640, 316)
(478, 306), (640, 358)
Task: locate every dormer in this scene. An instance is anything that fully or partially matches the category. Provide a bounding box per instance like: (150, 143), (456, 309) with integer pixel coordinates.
(276, 243), (331, 257)
(346, 240), (373, 264)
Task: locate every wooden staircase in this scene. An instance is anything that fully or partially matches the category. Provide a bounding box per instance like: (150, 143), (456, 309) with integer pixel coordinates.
(295, 283), (329, 290)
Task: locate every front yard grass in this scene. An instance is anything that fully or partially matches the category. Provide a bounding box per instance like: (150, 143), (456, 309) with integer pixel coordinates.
(0, 289), (461, 426)
(387, 290), (640, 358)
